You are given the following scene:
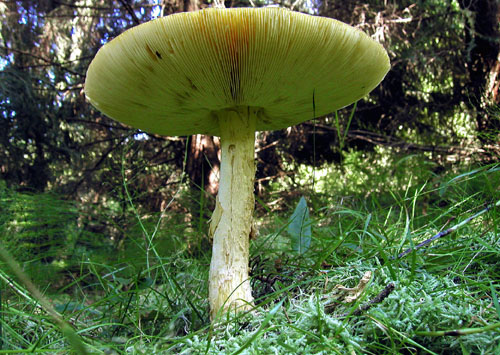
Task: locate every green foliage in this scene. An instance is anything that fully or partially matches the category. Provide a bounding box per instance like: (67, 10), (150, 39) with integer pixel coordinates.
(287, 196), (312, 255)
(0, 181), (77, 262)
(1, 161), (499, 353)
(0, 181), (128, 289)
(279, 147), (437, 207)
(0, 1), (499, 352)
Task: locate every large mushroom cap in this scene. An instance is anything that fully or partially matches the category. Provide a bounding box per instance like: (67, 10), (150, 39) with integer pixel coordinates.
(85, 7), (390, 137)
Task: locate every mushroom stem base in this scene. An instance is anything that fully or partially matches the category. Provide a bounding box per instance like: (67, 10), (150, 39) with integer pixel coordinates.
(208, 107), (257, 320)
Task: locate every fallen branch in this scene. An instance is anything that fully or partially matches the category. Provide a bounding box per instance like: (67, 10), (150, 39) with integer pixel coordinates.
(329, 282), (396, 316)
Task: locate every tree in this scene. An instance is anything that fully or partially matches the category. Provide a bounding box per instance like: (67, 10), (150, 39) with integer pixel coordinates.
(0, 0), (497, 235)
(457, 0), (500, 134)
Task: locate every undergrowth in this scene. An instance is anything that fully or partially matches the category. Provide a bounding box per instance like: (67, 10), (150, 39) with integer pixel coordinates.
(0, 161), (499, 354)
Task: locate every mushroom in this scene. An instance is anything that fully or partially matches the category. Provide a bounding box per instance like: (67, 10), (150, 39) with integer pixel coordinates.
(84, 7), (390, 320)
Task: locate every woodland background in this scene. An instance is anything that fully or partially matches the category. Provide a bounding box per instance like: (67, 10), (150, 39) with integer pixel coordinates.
(1, 0), (499, 262)
(0, 0), (499, 266)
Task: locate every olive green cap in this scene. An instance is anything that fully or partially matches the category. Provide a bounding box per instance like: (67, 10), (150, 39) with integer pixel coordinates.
(85, 7), (390, 137)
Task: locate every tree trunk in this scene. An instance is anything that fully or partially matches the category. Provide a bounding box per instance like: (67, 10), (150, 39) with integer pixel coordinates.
(186, 134), (220, 195)
(458, 0), (500, 131)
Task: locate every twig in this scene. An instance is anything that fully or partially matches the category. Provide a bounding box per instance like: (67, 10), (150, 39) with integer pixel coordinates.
(70, 134), (132, 194)
(1, 45), (86, 77)
(53, 1), (113, 11)
(331, 282), (395, 316)
(65, 118), (131, 131)
(396, 200), (500, 259)
(255, 140), (279, 153)
(117, 0), (141, 25)
(302, 122), (498, 157)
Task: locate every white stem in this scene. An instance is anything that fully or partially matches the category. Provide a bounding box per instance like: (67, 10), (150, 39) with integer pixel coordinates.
(208, 107), (257, 320)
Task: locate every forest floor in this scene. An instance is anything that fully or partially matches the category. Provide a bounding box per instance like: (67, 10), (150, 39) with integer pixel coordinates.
(1, 161), (499, 354)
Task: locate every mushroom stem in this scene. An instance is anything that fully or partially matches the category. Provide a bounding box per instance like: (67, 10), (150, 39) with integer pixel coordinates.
(208, 107), (257, 320)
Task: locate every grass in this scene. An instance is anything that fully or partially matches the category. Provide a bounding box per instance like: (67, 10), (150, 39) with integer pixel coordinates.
(0, 161), (499, 354)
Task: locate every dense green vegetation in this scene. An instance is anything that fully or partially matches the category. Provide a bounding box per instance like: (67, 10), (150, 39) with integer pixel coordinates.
(1, 0), (499, 353)
(1, 158), (499, 353)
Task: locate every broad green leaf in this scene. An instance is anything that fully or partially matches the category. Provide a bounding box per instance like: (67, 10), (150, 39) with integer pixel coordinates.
(288, 197), (311, 254)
